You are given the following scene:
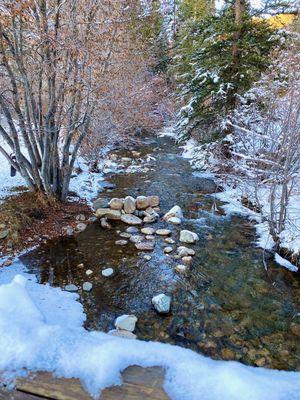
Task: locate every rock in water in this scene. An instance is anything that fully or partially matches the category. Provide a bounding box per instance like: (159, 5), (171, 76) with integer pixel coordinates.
(130, 235), (144, 244)
(141, 227), (155, 235)
(109, 198), (124, 210)
(100, 217), (111, 229)
(115, 239), (128, 246)
(177, 246), (196, 257)
(135, 241), (155, 251)
(115, 314), (138, 332)
(136, 196), (149, 210)
(152, 294), (171, 314)
(83, 282), (93, 291)
(163, 205), (183, 221)
(102, 268), (114, 277)
(86, 269), (93, 276)
(175, 264), (188, 273)
(96, 208), (121, 220)
(164, 246), (173, 254)
(121, 214), (142, 225)
(124, 196), (136, 214)
(168, 217), (182, 225)
(65, 284), (78, 292)
(76, 223), (87, 232)
(182, 256), (193, 266)
(108, 329), (137, 340)
(93, 198), (109, 210)
(156, 229), (171, 236)
(179, 230), (199, 244)
(148, 195), (160, 207)
(126, 226), (139, 234)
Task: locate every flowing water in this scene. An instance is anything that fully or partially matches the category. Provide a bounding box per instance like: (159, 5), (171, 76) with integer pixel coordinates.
(21, 135), (300, 371)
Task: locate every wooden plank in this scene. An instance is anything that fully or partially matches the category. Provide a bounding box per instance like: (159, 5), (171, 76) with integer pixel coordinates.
(0, 387), (43, 399)
(13, 366), (169, 400)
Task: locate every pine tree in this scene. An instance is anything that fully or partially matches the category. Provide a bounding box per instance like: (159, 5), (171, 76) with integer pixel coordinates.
(175, 0), (282, 142)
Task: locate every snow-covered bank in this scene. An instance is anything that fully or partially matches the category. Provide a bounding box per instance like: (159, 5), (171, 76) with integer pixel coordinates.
(180, 137), (300, 271)
(1, 262), (300, 400)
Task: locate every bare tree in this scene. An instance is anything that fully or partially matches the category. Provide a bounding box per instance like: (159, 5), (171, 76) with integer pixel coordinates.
(227, 42), (300, 248)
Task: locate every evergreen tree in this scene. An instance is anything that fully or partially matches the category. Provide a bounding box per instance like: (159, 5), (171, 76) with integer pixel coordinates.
(175, 0), (282, 142)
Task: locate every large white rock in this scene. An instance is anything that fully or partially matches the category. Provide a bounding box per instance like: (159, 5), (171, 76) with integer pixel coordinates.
(96, 208), (121, 220)
(115, 314), (138, 332)
(179, 230), (199, 244)
(163, 205), (183, 221)
(136, 196), (150, 210)
(124, 196), (136, 214)
(121, 214), (142, 225)
(148, 195), (160, 207)
(152, 294), (171, 314)
(109, 198), (124, 210)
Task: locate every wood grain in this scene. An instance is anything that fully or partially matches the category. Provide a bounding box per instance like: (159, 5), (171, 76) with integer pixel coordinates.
(1, 366), (169, 400)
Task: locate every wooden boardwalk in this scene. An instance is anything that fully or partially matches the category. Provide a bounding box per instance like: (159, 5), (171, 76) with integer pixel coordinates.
(0, 366), (169, 400)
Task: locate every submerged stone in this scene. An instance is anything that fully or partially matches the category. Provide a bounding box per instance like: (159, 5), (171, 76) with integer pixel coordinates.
(83, 282), (93, 291)
(102, 268), (114, 277)
(121, 214), (142, 225)
(115, 314), (138, 332)
(179, 230), (199, 244)
(152, 294), (171, 314)
(65, 284), (78, 292)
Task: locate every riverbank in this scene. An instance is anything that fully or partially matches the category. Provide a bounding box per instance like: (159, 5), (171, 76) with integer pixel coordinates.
(179, 136), (300, 272)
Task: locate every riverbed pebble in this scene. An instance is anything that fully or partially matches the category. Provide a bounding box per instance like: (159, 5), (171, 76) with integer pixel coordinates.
(83, 282), (93, 291)
(177, 246), (196, 257)
(121, 214), (142, 225)
(96, 208), (122, 220)
(136, 196), (149, 210)
(86, 269), (93, 276)
(148, 195), (160, 207)
(124, 196), (136, 214)
(152, 294), (171, 314)
(175, 264), (188, 273)
(144, 255), (152, 261)
(135, 241), (155, 251)
(182, 256), (193, 265)
(163, 205), (183, 221)
(109, 198), (124, 210)
(102, 268), (114, 277)
(141, 227), (155, 235)
(156, 229), (171, 236)
(119, 232), (132, 238)
(179, 229), (199, 244)
(126, 226), (139, 234)
(130, 235), (144, 243)
(164, 246), (173, 254)
(168, 217), (182, 225)
(65, 284), (78, 292)
(76, 223), (87, 232)
(115, 314), (138, 332)
(115, 240), (128, 246)
(165, 237), (176, 244)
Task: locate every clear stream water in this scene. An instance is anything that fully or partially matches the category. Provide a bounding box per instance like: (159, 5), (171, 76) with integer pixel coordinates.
(22, 135), (300, 371)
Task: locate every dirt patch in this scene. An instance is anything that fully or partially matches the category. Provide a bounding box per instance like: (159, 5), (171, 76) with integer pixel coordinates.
(0, 191), (92, 260)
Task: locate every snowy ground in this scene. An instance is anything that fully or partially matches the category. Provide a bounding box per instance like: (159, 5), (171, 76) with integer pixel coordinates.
(179, 137), (300, 272)
(1, 261), (300, 400)
(0, 128), (300, 398)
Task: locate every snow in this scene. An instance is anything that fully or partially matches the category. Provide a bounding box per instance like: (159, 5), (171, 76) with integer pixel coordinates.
(0, 139), (26, 202)
(274, 253), (298, 272)
(1, 261), (300, 400)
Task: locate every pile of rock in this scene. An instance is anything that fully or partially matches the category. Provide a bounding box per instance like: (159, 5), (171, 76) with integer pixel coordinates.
(94, 195), (160, 225)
